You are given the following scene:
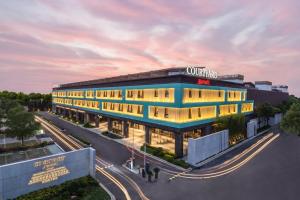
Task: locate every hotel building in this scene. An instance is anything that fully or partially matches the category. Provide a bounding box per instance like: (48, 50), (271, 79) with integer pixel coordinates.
(52, 67), (255, 157)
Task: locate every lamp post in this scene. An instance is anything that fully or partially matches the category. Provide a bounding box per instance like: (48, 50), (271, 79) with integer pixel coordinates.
(144, 142), (146, 171)
(131, 123), (135, 170)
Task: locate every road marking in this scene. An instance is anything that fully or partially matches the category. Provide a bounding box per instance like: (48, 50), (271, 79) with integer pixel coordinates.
(36, 115), (150, 200)
(168, 134), (280, 180)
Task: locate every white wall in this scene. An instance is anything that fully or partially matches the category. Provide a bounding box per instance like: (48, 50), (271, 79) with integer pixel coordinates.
(0, 148), (96, 200)
(187, 130), (229, 166)
(269, 113), (283, 126)
(247, 119), (258, 138)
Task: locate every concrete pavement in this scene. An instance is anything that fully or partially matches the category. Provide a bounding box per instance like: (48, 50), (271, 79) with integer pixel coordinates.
(39, 111), (300, 200)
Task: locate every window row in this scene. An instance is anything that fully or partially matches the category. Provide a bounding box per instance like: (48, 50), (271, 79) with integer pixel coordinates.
(219, 104), (238, 116)
(183, 89), (225, 103)
(227, 90), (245, 101)
(52, 98), (72, 105)
(102, 102), (143, 117)
(73, 100), (99, 110)
(52, 91), (66, 97)
(241, 103), (253, 113)
(149, 106), (217, 123)
(183, 89), (247, 103)
(96, 90), (122, 100)
(126, 88), (174, 103)
(67, 91), (84, 98)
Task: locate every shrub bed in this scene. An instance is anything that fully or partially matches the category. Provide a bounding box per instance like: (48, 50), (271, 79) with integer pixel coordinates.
(83, 123), (95, 128)
(140, 144), (190, 169)
(17, 176), (110, 200)
(257, 125), (271, 133)
(0, 141), (54, 153)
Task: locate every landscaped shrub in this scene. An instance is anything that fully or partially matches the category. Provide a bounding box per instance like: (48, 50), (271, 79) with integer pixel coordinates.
(140, 144), (190, 169)
(83, 123), (95, 128)
(16, 176), (110, 200)
(0, 141), (54, 153)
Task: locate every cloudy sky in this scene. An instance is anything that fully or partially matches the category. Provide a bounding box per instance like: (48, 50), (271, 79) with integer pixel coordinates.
(0, 0), (299, 96)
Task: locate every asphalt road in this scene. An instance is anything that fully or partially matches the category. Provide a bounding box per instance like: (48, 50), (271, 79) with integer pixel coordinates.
(39, 112), (300, 200)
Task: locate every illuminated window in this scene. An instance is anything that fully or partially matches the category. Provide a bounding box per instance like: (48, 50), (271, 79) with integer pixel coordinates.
(242, 103), (253, 113)
(104, 102), (107, 109)
(110, 103), (115, 110)
(118, 104), (123, 111)
(188, 90), (192, 98)
(118, 90), (122, 98)
(154, 107), (158, 117)
(188, 108), (192, 119)
(138, 90), (144, 98)
(227, 90), (242, 101)
(138, 105), (143, 114)
(111, 91), (115, 97)
(165, 90), (169, 98)
(219, 104), (238, 116)
(198, 108), (201, 117)
(127, 90), (133, 98)
(96, 91), (101, 98)
(154, 89), (158, 97)
(164, 108), (169, 118)
(183, 89), (225, 103)
(127, 105), (133, 113)
(104, 91), (107, 97)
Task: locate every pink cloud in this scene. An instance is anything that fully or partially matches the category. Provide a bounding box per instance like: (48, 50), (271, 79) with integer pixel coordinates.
(0, 0), (299, 96)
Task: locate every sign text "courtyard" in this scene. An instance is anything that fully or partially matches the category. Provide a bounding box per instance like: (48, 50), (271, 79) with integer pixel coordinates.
(186, 66), (218, 79)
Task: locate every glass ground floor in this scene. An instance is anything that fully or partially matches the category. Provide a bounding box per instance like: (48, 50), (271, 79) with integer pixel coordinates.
(54, 106), (213, 158)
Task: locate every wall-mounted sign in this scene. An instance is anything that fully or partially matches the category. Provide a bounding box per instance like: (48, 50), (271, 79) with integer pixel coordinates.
(186, 66), (218, 79)
(197, 79), (211, 85)
(28, 155), (70, 185)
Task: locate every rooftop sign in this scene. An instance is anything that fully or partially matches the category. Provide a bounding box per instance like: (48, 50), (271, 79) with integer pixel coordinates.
(186, 66), (218, 79)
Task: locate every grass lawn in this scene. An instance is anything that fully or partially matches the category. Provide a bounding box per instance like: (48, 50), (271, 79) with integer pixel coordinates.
(17, 176), (110, 200)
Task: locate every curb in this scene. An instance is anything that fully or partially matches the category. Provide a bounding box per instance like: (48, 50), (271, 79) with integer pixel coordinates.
(42, 113), (116, 200)
(98, 182), (116, 200)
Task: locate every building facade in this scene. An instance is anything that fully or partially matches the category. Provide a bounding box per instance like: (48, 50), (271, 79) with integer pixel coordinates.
(52, 68), (254, 157)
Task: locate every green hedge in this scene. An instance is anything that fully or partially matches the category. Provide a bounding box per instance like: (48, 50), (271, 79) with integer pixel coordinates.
(141, 144), (190, 169)
(0, 141), (54, 153)
(83, 123), (95, 128)
(16, 176), (110, 200)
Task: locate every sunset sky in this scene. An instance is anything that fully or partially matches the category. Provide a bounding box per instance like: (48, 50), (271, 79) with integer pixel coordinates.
(0, 0), (299, 96)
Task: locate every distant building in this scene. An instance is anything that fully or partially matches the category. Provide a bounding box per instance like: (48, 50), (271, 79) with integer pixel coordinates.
(218, 74), (244, 84)
(243, 82), (255, 89)
(255, 81), (273, 91)
(272, 85), (288, 93)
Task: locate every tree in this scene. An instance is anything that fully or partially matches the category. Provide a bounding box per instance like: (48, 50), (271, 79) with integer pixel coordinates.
(215, 114), (246, 137)
(215, 114), (246, 144)
(0, 107), (4, 132)
(256, 103), (275, 126)
(281, 103), (300, 136)
(5, 107), (40, 145)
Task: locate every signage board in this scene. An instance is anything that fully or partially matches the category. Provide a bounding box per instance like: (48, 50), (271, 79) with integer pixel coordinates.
(186, 66), (218, 79)
(197, 79), (211, 85)
(0, 148), (95, 200)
